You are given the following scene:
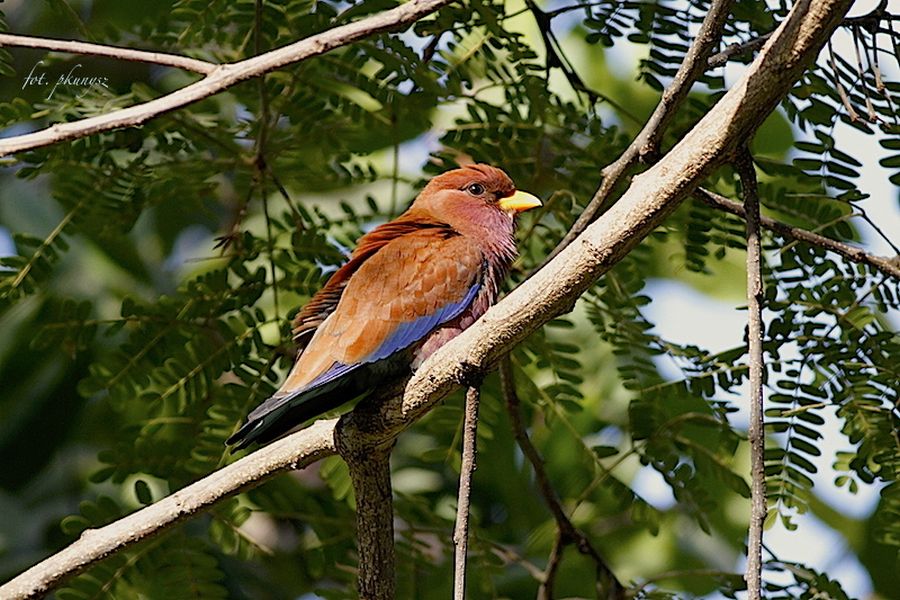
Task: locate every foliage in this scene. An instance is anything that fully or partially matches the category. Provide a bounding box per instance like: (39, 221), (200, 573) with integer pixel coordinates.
(0, 1), (897, 598)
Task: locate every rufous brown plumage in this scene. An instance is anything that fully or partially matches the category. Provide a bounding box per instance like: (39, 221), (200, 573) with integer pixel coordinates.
(228, 164), (541, 448)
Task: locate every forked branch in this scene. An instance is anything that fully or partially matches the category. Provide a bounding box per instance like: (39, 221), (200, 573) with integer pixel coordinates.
(540, 0), (737, 267)
(694, 188), (900, 280)
(0, 0), (456, 157)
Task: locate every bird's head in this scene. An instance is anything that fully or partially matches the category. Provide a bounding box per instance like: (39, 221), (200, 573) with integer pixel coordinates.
(413, 164), (542, 235)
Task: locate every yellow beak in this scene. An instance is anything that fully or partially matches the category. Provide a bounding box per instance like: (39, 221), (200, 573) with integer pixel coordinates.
(498, 190), (542, 213)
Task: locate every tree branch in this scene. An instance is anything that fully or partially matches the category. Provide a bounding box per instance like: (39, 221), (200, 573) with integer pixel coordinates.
(0, 418), (338, 600)
(0, 1), (854, 597)
(336, 439), (396, 598)
(334, 383), (405, 600)
(707, 33), (773, 69)
(500, 358), (625, 599)
(0, 0), (456, 158)
(736, 150), (766, 600)
(390, 0), (853, 433)
(523, 0), (633, 116)
(694, 188), (900, 280)
(452, 385), (482, 600)
(539, 0), (736, 268)
(0, 33), (217, 74)
(539, 532), (565, 600)
(349, 449), (394, 599)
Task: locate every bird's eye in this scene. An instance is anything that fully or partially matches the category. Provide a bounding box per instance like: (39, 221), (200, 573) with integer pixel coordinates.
(466, 183), (486, 196)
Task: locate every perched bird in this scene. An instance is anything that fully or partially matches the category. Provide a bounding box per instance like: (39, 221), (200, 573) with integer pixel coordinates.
(227, 164), (541, 449)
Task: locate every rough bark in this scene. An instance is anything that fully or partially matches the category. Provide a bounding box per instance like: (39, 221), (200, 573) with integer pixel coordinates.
(452, 386), (482, 600)
(737, 151), (767, 600)
(335, 387), (404, 600)
(338, 441), (395, 600)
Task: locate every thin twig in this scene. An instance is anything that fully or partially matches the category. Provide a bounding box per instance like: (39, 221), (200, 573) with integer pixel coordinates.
(869, 25), (899, 122)
(254, 0), (280, 319)
(539, 532), (565, 600)
(537, 0), (736, 269)
(453, 385), (482, 600)
(500, 358), (625, 599)
(828, 40), (860, 121)
(850, 26), (879, 122)
(0, 33), (217, 74)
(421, 32), (443, 64)
(707, 4), (898, 69)
(694, 188), (900, 280)
(736, 150), (766, 600)
(261, 183), (280, 317)
(842, 0), (893, 26)
(524, 0), (637, 118)
(707, 33), (773, 68)
(263, 163), (304, 226)
(855, 205), (900, 256)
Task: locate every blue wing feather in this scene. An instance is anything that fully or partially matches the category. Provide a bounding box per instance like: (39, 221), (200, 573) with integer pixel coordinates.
(295, 280), (480, 393)
(367, 281), (480, 362)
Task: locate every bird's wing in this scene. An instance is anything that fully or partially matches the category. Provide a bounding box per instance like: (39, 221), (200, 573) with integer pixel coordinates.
(247, 229), (484, 422)
(291, 218), (444, 348)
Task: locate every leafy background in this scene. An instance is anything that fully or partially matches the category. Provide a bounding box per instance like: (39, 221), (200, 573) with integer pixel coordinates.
(0, 0), (897, 598)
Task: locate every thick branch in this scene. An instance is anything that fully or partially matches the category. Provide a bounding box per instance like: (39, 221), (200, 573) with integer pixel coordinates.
(335, 386), (404, 600)
(453, 385), (482, 600)
(337, 440), (395, 599)
(541, 0), (736, 267)
(351, 451), (394, 599)
(736, 151), (766, 600)
(0, 33), (217, 74)
(0, 419), (338, 600)
(695, 188), (900, 280)
(0, 2), (853, 597)
(0, 0), (455, 157)
(500, 359), (624, 599)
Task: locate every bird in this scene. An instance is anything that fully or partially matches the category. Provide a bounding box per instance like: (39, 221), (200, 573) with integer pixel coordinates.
(227, 164), (541, 449)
